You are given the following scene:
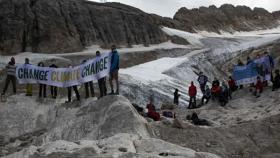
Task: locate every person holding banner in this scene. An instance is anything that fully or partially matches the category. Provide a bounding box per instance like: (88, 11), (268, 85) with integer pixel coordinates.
(109, 45), (120, 95)
(82, 60), (95, 99)
(24, 58), (33, 96)
(66, 65), (80, 103)
(96, 51), (107, 98)
(38, 62), (47, 98)
(1, 57), (17, 96)
(254, 76), (263, 98)
(49, 64), (58, 99)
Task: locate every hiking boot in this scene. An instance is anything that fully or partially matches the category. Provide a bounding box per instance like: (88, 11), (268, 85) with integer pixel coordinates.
(109, 91), (114, 95)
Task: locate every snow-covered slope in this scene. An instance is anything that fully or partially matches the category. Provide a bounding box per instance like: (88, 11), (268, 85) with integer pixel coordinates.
(119, 27), (280, 108)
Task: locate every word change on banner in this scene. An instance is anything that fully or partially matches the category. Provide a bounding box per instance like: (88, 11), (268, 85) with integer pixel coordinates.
(233, 63), (258, 85)
(16, 52), (111, 87)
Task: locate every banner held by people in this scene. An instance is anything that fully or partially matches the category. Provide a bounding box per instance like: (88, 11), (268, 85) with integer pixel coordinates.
(233, 63), (258, 85)
(16, 52), (111, 87)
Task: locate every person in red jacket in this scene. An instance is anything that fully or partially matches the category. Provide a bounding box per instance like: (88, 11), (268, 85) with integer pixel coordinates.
(146, 96), (160, 121)
(255, 76), (263, 98)
(188, 81), (197, 109)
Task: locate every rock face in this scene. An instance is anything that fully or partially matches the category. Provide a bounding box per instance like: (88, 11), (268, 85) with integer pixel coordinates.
(5, 133), (221, 158)
(174, 4), (279, 33)
(0, 95), (220, 158)
(0, 95), (151, 156)
(0, 0), (168, 54)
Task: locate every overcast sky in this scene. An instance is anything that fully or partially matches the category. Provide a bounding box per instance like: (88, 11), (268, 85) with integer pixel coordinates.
(91, 0), (280, 17)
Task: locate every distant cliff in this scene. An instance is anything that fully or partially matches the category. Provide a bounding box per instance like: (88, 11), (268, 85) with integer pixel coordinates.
(173, 4), (279, 33)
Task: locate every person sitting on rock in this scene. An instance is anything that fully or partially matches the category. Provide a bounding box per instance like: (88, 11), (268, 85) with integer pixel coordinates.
(272, 69), (280, 91)
(146, 97), (160, 121)
(201, 85), (211, 105)
(188, 81), (197, 109)
(187, 112), (210, 126)
(173, 89), (180, 105)
(254, 76), (263, 98)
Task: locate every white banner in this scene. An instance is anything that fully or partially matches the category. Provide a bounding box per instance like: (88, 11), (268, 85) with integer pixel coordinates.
(16, 52), (111, 87)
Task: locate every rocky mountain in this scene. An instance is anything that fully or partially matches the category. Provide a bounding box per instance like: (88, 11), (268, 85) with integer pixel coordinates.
(0, 0), (168, 54)
(1, 1), (280, 55)
(174, 4), (279, 33)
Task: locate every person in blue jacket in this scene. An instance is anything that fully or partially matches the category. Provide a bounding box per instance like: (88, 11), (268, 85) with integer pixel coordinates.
(109, 45), (120, 95)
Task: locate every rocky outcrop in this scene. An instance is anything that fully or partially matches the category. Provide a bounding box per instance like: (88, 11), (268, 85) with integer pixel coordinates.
(0, 0), (168, 54)
(0, 95), (151, 156)
(174, 4), (279, 33)
(0, 95), (220, 158)
(5, 133), (221, 158)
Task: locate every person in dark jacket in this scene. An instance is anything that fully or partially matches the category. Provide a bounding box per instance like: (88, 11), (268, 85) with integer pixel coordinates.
(49, 64), (58, 99)
(254, 76), (263, 98)
(220, 81), (230, 106)
(189, 112), (210, 126)
(38, 62), (46, 98)
(211, 78), (221, 100)
(201, 85), (211, 105)
(212, 77), (220, 87)
(197, 72), (208, 94)
(272, 69), (280, 91)
(237, 59), (244, 89)
(237, 59), (244, 66)
(96, 51), (107, 98)
(246, 56), (253, 65)
(264, 51), (274, 69)
(188, 81), (197, 109)
(82, 60), (95, 99)
(1, 57), (16, 96)
(173, 89), (180, 105)
(109, 45), (120, 95)
(228, 76), (237, 92)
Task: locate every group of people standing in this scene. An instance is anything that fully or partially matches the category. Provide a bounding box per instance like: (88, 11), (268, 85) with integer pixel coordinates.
(174, 51), (279, 108)
(1, 45), (120, 102)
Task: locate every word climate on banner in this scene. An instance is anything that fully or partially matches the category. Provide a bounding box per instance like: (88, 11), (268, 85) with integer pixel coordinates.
(16, 52), (111, 87)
